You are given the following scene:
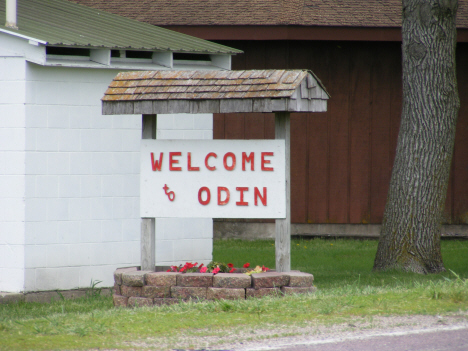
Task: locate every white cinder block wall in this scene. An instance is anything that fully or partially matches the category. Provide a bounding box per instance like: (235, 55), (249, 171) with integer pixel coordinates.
(0, 59), (214, 293)
(0, 56), (26, 292)
(23, 64), (142, 292)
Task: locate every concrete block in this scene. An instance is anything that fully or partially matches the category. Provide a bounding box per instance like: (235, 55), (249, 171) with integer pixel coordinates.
(47, 105), (70, 128)
(46, 245), (70, 268)
(56, 267), (81, 290)
(246, 288), (281, 298)
(70, 153), (92, 175)
(155, 240), (174, 263)
(0, 128), (25, 151)
(2, 151), (26, 175)
(213, 273), (251, 289)
(285, 272), (314, 287)
(69, 106), (92, 129)
(58, 129), (81, 152)
(35, 129), (58, 151)
(81, 176), (101, 197)
(47, 153), (70, 174)
(114, 283), (121, 296)
(101, 175), (123, 197)
(142, 286), (171, 299)
(35, 175), (59, 198)
(80, 220), (102, 243)
(252, 273), (290, 289)
(122, 271), (152, 287)
(80, 130), (102, 152)
(24, 221), (58, 245)
(170, 286), (207, 300)
(91, 153), (113, 174)
(177, 273), (213, 287)
(25, 104), (48, 128)
(68, 198), (91, 221)
(90, 197), (113, 220)
(101, 220), (122, 242)
(25, 152), (47, 175)
(128, 297), (153, 308)
(24, 245), (47, 269)
(183, 130), (205, 139)
(173, 114), (194, 130)
(207, 287), (245, 300)
(114, 267), (138, 285)
(1, 197), (24, 222)
(47, 198), (69, 221)
(146, 272), (179, 287)
(25, 198), (47, 222)
(281, 286), (317, 295)
(35, 268), (58, 291)
(157, 129), (184, 139)
(58, 175), (81, 197)
(120, 285), (142, 297)
(0, 175), (24, 197)
(0, 293), (25, 304)
(100, 129), (122, 151)
(153, 298), (179, 306)
(193, 114), (213, 130)
(113, 295), (128, 307)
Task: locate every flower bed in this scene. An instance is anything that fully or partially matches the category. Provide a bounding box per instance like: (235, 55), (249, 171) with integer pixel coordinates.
(113, 266), (316, 308)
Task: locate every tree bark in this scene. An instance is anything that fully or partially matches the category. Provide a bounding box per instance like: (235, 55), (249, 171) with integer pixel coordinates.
(373, 0), (460, 274)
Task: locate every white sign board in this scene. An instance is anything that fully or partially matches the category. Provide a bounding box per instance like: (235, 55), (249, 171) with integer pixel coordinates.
(141, 140), (286, 218)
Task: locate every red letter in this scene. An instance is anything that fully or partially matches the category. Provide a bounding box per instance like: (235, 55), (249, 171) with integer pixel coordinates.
(217, 187), (230, 205)
(169, 152), (182, 171)
(242, 152), (254, 171)
(254, 187), (267, 206)
(223, 152), (236, 171)
(205, 152), (217, 171)
(187, 152), (200, 171)
(261, 152), (274, 171)
(151, 152), (163, 171)
(236, 187), (249, 206)
(198, 187), (211, 205)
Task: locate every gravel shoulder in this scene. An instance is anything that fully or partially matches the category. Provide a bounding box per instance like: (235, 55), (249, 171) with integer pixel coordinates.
(130, 311), (468, 350)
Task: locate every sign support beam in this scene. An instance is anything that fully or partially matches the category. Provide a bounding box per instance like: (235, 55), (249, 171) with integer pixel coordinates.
(141, 114), (157, 271)
(275, 111), (291, 272)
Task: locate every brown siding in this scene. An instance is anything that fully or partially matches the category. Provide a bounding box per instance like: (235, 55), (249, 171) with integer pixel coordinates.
(214, 40), (468, 224)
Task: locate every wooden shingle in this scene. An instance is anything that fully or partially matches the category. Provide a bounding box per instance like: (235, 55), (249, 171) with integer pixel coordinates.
(102, 69), (329, 114)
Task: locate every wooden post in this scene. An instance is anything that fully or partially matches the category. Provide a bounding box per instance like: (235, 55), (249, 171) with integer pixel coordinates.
(275, 111), (291, 272)
(141, 114), (157, 271)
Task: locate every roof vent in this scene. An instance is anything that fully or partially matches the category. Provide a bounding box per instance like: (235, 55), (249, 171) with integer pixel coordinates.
(5, 0), (18, 29)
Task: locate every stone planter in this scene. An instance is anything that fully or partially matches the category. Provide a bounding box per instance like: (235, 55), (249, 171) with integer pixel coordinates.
(113, 267), (316, 308)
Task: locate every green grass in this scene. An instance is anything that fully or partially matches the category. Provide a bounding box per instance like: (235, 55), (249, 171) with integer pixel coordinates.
(1, 238), (467, 350)
(214, 238), (468, 289)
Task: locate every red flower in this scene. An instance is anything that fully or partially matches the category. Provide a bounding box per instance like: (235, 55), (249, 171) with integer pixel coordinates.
(243, 263), (250, 268)
(166, 269), (171, 272)
(200, 267), (207, 273)
(179, 267), (186, 273)
(229, 268), (236, 273)
(212, 267), (220, 274)
(227, 263), (234, 268)
(262, 265), (270, 272)
(170, 265), (178, 272)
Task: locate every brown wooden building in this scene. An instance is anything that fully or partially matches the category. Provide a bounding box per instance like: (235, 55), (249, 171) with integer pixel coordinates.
(74, 0), (468, 235)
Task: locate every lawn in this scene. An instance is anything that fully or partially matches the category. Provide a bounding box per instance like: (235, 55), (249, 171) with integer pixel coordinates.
(1, 238), (467, 350)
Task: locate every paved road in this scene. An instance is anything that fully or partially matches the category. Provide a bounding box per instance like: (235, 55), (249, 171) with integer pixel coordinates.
(244, 326), (468, 351)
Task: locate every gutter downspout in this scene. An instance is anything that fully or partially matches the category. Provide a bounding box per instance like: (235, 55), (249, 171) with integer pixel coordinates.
(6, 0), (18, 30)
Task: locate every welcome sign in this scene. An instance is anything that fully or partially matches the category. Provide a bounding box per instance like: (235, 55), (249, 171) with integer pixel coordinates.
(140, 140), (286, 218)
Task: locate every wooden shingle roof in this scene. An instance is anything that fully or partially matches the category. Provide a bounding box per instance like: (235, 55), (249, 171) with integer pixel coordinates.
(102, 70), (329, 114)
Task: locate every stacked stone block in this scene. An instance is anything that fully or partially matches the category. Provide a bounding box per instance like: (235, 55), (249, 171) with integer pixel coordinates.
(113, 267), (315, 307)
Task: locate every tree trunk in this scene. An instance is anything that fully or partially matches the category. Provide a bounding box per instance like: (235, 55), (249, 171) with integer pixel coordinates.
(373, 0), (460, 274)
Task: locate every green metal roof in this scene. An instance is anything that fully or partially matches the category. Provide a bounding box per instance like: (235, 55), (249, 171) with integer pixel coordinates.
(0, 0), (242, 54)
